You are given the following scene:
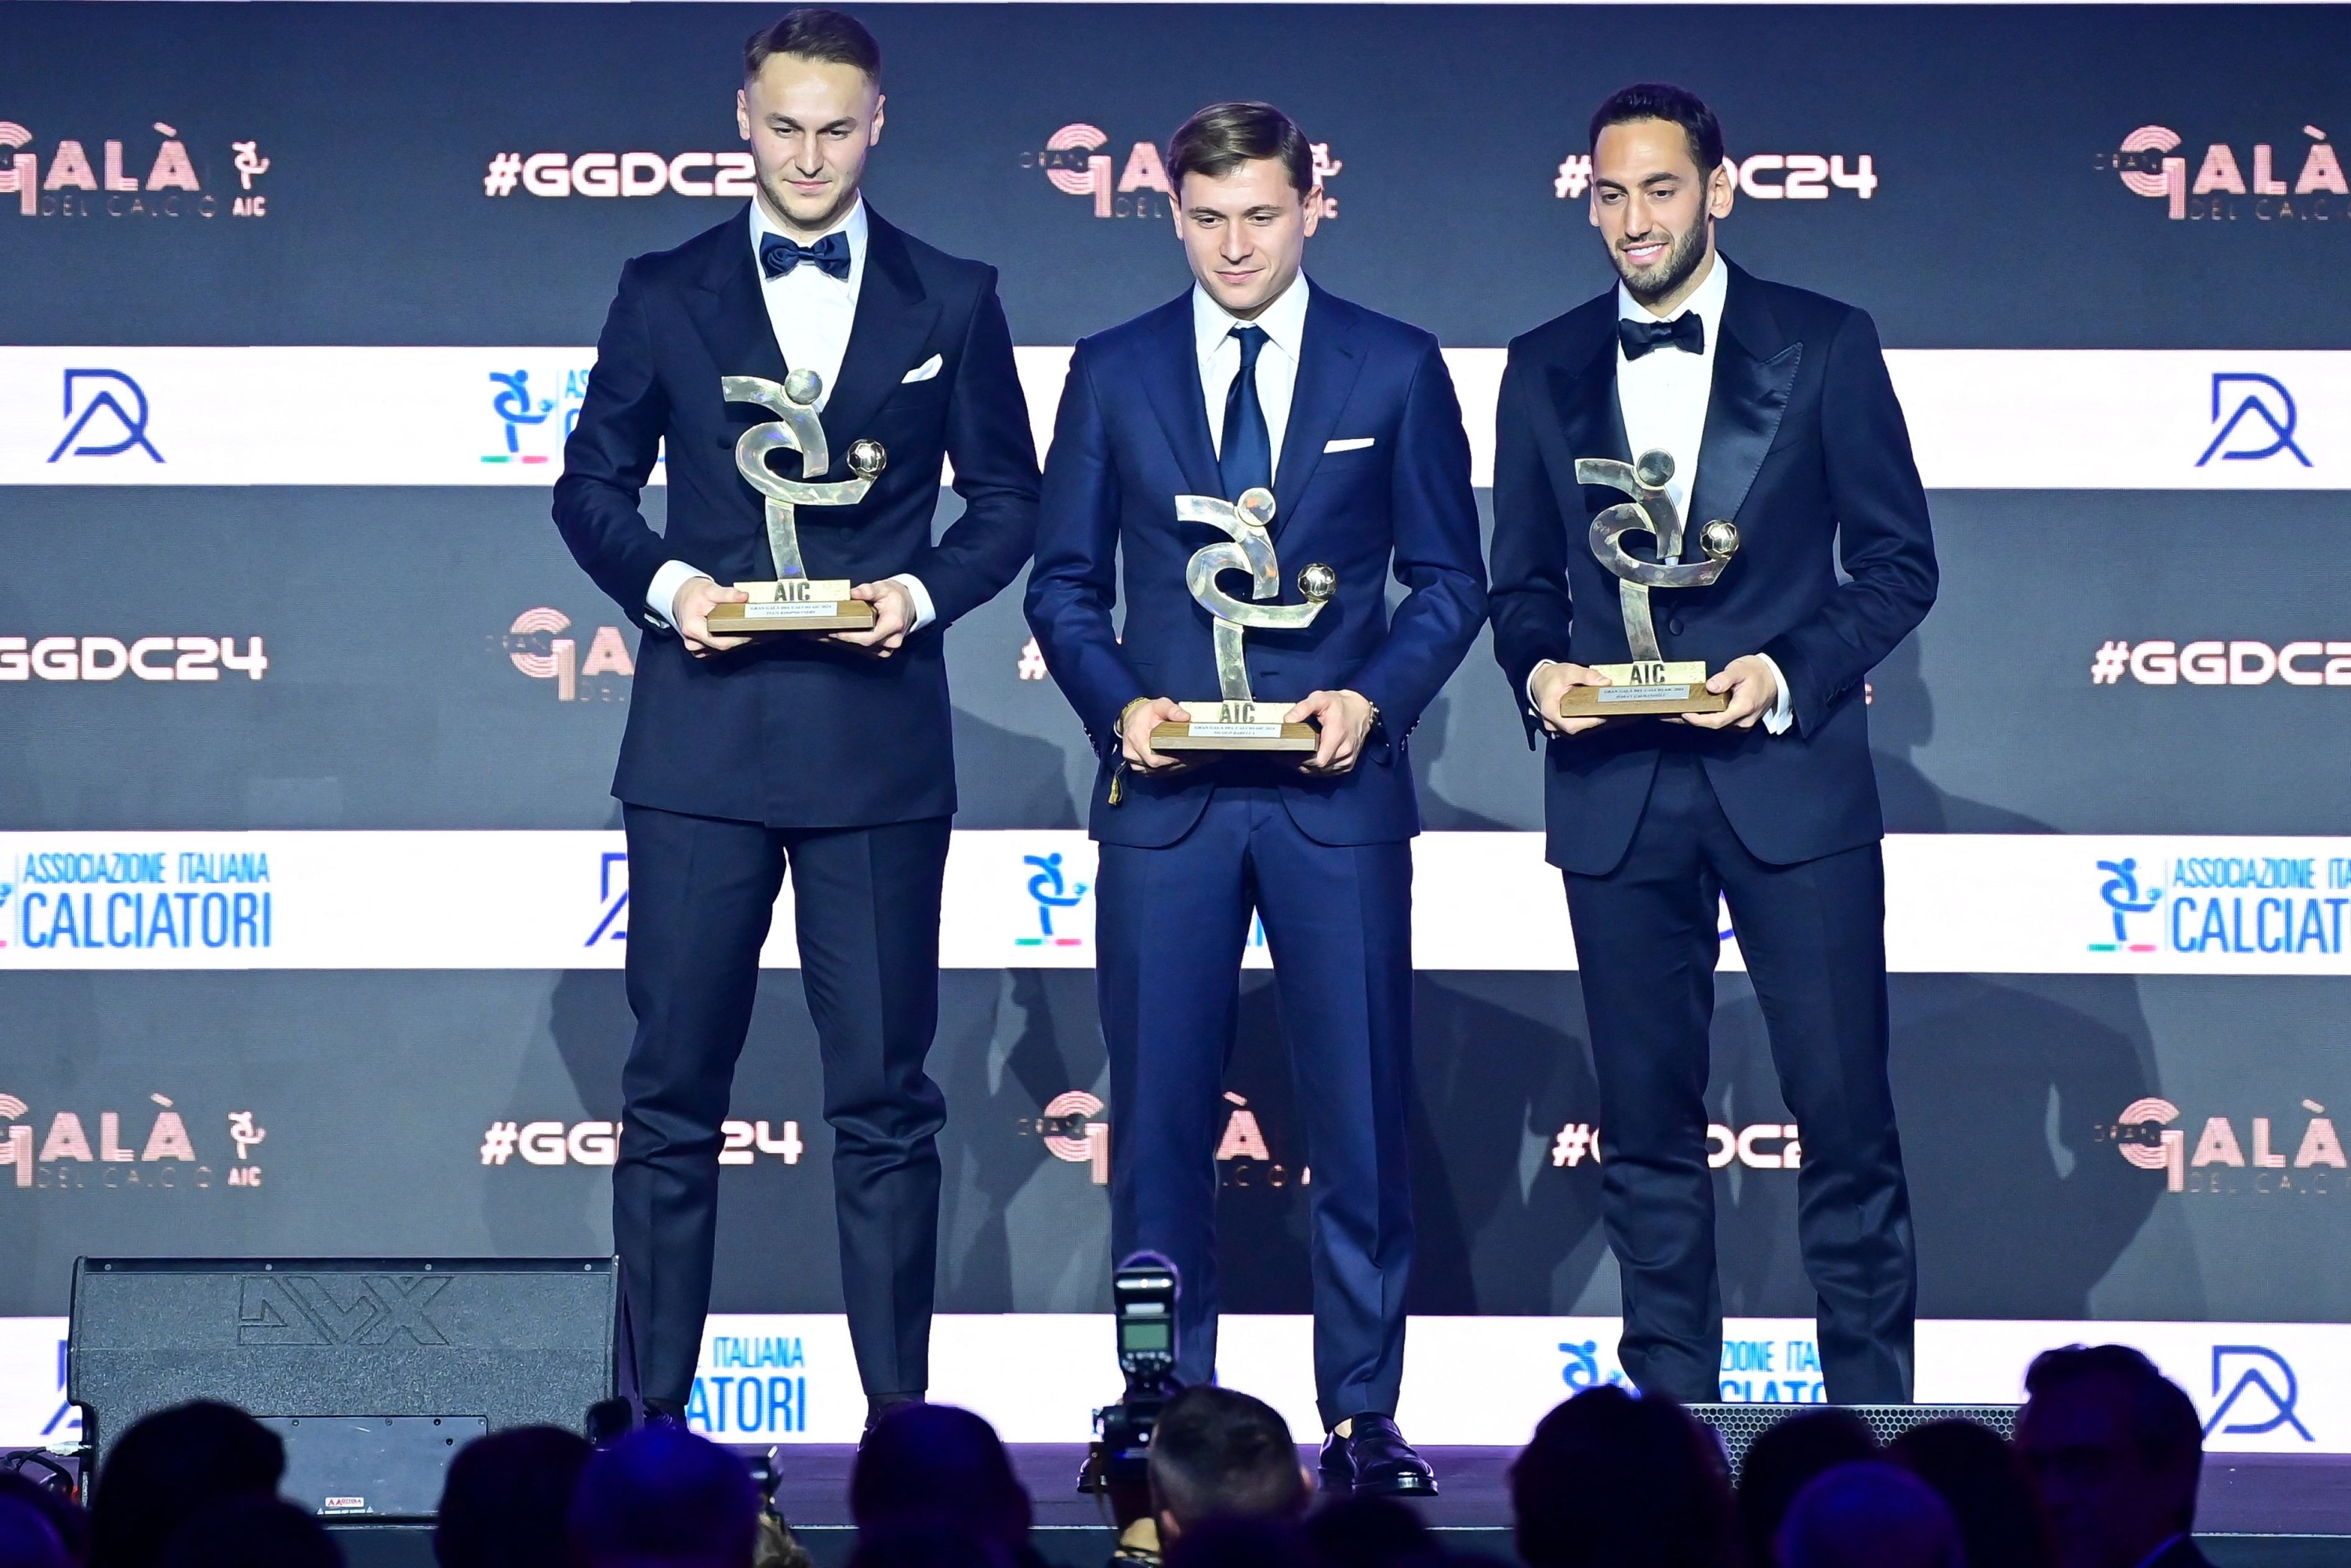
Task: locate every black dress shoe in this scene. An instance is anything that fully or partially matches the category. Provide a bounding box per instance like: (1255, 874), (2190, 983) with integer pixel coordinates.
(1317, 1430), (1354, 1494)
(862, 1392), (925, 1441)
(1327, 1413), (1437, 1497)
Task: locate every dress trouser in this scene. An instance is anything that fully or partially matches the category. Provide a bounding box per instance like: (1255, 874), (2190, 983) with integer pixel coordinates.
(1095, 786), (1417, 1430)
(614, 803), (952, 1408)
(1562, 751), (1916, 1403)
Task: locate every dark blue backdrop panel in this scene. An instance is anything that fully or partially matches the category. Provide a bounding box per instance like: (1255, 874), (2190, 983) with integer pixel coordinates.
(1, 4), (2346, 347)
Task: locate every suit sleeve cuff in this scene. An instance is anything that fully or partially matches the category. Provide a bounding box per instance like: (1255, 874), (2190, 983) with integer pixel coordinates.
(1525, 659), (1560, 718)
(646, 559), (706, 631)
(887, 573), (938, 633)
(1754, 652), (1795, 735)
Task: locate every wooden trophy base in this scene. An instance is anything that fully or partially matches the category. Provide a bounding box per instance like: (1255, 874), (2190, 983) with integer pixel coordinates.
(1558, 660), (1729, 717)
(1153, 700), (1319, 752)
(706, 579), (876, 634)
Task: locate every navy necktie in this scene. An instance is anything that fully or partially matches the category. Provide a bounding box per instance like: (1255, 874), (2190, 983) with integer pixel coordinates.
(1618, 312), (1705, 361)
(760, 230), (851, 281)
(1219, 325), (1273, 501)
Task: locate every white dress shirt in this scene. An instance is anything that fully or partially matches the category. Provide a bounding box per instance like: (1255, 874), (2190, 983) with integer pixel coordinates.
(1193, 274), (1310, 477)
(1529, 251), (1791, 734)
(646, 196), (934, 633)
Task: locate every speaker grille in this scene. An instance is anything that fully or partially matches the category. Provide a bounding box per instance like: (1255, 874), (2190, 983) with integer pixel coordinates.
(1689, 1403), (2021, 1480)
(71, 1258), (620, 1467)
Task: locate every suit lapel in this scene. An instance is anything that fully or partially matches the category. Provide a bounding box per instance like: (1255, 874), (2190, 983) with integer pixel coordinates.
(1137, 296), (1224, 499)
(1547, 310), (1631, 517)
(1270, 284), (1365, 527)
(1687, 263), (1801, 530)
(815, 209), (941, 474)
(687, 208), (788, 388)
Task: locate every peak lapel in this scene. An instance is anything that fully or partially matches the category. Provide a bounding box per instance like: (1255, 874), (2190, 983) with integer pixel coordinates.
(815, 210), (941, 474)
(1270, 285), (1365, 526)
(1687, 265), (1801, 531)
(688, 208), (789, 387)
(1548, 310), (1631, 472)
(1137, 296), (1223, 500)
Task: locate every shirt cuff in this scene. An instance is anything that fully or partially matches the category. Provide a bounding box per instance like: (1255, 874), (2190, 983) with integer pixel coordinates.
(1526, 659), (1560, 718)
(645, 559), (707, 631)
(1754, 652), (1795, 735)
(887, 573), (937, 632)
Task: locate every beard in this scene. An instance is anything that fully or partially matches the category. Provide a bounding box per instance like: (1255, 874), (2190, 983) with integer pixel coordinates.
(1611, 216), (1711, 307)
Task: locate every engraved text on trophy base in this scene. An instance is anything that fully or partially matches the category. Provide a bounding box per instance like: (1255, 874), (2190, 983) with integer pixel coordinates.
(1153, 699), (1319, 751)
(708, 577), (876, 633)
(1558, 660), (1729, 717)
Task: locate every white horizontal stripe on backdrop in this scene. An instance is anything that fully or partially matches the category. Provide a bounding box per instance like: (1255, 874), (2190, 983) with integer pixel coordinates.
(3, 830), (2346, 974)
(2, 347), (2346, 489)
(3, 1313), (2345, 1452)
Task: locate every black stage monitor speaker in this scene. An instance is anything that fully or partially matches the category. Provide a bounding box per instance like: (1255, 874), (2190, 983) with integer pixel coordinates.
(1691, 1403), (2022, 1479)
(71, 1257), (621, 1515)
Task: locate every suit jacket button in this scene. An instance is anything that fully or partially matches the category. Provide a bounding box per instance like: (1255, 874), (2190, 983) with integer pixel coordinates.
(1668, 616), (1687, 636)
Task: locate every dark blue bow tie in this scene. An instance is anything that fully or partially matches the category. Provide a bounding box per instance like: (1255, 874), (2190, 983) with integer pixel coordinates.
(1618, 312), (1705, 361)
(760, 230), (851, 281)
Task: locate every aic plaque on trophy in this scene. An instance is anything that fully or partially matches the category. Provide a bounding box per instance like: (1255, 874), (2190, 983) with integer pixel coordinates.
(1563, 448), (1741, 717)
(1153, 487), (1336, 753)
(706, 368), (887, 635)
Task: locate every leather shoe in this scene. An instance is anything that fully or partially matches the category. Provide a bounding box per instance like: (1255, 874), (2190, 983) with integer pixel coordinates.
(1320, 1413), (1437, 1497)
(862, 1392), (924, 1443)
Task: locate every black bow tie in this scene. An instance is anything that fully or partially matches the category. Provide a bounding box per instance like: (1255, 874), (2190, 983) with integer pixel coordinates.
(760, 230), (851, 281)
(1618, 313), (1705, 361)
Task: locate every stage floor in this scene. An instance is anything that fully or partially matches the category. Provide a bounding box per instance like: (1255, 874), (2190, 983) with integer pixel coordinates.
(321, 1444), (2351, 1568)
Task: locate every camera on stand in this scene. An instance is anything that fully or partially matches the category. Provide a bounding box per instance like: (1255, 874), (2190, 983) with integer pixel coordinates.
(1078, 1252), (1180, 1506)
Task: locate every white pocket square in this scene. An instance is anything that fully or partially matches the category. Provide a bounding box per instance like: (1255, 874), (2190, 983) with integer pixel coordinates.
(1323, 436), (1375, 453)
(901, 354), (943, 383)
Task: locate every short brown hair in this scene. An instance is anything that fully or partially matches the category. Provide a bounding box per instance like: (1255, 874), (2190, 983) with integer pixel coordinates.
(745, 8), (881, 84)
(1167, 102), (1313, 198)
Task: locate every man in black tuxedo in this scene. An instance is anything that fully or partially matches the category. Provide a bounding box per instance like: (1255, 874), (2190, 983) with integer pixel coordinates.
(1488, 83), (1936, 1403)
(553, 9), (1039, 1428)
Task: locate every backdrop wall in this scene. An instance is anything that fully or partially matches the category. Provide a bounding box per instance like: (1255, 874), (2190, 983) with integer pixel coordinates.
(2, 2), (2346, 1439)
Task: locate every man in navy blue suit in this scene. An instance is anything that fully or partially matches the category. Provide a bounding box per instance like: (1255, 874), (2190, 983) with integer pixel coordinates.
(1489, 84), (1937, 1405)
(553, 9), (1038, 1428)
(1025, 102), (1486, 1494)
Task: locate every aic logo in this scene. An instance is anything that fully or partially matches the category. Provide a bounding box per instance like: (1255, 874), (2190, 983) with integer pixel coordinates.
(0, 1093), (265, 1192)
(1555, 151), (1875, 201)
(482, 151), (756, 200)
(1020, 851), (1088, 948)
(503, 608), (633, 702)
(2110, 123), (2346, 221)
(1029, 125), (1344, 220)
(2087, 853), (2351, 957)
(484, 368), (593, 466)
(2106, 1097), (2345, 1193)
(0, 121), (270, 219)
(238, 1273), (451, 1345)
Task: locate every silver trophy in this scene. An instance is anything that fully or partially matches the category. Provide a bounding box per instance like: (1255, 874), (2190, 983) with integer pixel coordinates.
(1564, 448), (1740, 715)
(709, 368), (887, 633)
(1155, 486), (1336, 751)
